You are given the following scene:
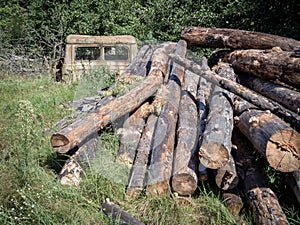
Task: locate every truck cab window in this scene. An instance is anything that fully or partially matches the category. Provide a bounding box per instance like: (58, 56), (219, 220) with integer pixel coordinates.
(75, 47), (100, 60)
(104, 46), (128, 60)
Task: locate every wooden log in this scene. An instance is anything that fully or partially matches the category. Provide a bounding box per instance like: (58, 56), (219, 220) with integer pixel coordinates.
(181, 26), (300, 51)
(286, 169), (300, 204)
(169, 54), (300, 132)
(126, 114), (158, 197)
(58, 135), (98, 186)
(51, 42), (176, 153)
(238, 73), (300, 114)
(199, 63), (236, 169)
(226, 49), (300, 88)
(234, 98), (300, 172)
(116, 102), (154, 166)
(101, 200), (145, 225)
(232, 129), (289, 225)
(171, 70), (200, 195)
(124, 45), (154, 77)
(222, 189), (244, 217)
(147, 40), (187, 197)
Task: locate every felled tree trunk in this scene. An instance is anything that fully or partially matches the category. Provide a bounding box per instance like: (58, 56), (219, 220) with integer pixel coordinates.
(199, 63), (236, 169)
(238, 73), (300, 114)
(51, 42), (176, 153)
(126, 114), (158, 197)
(232, 129), (289, 225)
(181, 26), (300, 51)
(222, 189), (244, 217)
(58, 135), (99, 186)
(286, 169), (300, 204)
(226, 49), (300, 88)
(147, 40), (187, 197)
(101, 200), (145, 225)
(169, 54), (300, 132)
(234, 98), (300, 172)
(172, 70), (200, 195)
(124, 45), (154, 77)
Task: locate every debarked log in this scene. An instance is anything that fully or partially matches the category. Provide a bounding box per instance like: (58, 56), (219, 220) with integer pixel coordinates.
(147, 40), (187, 197)
(234, 98), (300, 172)
(232, 129), (289, 225)
(172, 70), (200, 195)
(169, 54), (300, 132)
(181, 26), (300, 51)
(226, 49), (300, 88)
(51, 42), (176, 153)
(238, 73), (300, 114)
(126, 114), (158, 197)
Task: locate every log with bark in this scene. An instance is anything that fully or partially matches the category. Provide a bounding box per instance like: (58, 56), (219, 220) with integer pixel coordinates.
(171, 70), (200, 195)
(286, 169), (300, 204)
(123, 44), (154, 77)
(101, 200), (145, 225)
(199, 63), (236, 170)
(126, 114), (158, 197)
(51, 42), (176, 153)
(238, 73), (300, 114)
(234, 98), (300, 172)
(169, 54), (300, 132)
(222, 189), (244, 217)
(147, 40), (187, 197)
(181, 26), (300, 51)
(232, 129), (289, 225)
(225, 49), (300, 88)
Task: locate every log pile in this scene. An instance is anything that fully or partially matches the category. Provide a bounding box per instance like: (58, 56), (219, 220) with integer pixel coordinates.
(51, 27), (300, 224)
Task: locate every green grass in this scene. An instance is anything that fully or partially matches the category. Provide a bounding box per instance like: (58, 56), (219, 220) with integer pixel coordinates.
(0, 72), (298, 225)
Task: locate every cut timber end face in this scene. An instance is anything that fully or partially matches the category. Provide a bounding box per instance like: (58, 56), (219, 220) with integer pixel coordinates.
(171, 173), (198, 196)
(199, 142), (229, 169)
(267, 130), (300, 172)
(50, 134), (71, 153)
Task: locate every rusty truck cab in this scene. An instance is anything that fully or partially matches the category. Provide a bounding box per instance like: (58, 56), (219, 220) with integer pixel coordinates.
(62, 35), (138, 80)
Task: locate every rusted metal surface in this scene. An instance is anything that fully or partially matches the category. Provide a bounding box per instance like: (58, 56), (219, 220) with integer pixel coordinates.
(62, 35), (138, 79)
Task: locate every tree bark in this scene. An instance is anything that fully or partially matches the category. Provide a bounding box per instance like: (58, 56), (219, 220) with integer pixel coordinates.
(234, 99), (300, 172)
(286, 169), (300, 204)
(126, 114), (158, 197)
(181, 26), (300, 51)
(199, 63), (236, 169)
(124, 45), (154, 77)
(238, 73), (300, 114)
(101, 201), (145, 225)
(147, 40), (187, 197)
(169, 54), (300, 132)
(172, 70), (200, 195)
(58, 135), (99, 186)
(232, 129), (289, 225)
(226, 49), (300, 88)
(51, 42), (176, 153)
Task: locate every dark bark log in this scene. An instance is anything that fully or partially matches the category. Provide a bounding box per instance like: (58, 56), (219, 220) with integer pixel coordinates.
(232, 129), (289, 225)
(101, 201), (145, 225)
(286, 169), (300, 204)
(147, 40), (187, 197)
(58, 135), (99, 186)
(169, 54), (300, 132)
(181, 26), (300, 51)
(126, 114), (158, 197)
(172, 70), (200, 195)
(199, 64), (236, 169)
(51, 42), (176, 153)
(226, 49), (300, 88)
(238, 73), (300, 114)
(124, 45), (154, 77)
(222, 189), (244, 217)
(116, 102), (154, 166)
(234, 98), (300, 172)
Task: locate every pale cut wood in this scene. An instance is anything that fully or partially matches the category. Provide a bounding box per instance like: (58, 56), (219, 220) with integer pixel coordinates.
(172, 70), (200, 195)
(232, 129), (289, 225)
(169, 54), (300, 132)
(51, 42), (176, 153)
(227, 49), (300, 88)
(234, 98), (300, 172)
(147, 40), (187, 197)
(126, 114), (158, 197)
(181, 26), (300, 51)
(238, 73), (300, 114)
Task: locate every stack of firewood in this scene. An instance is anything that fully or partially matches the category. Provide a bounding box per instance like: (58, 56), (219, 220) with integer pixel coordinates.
(51, 27), (300, 225)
